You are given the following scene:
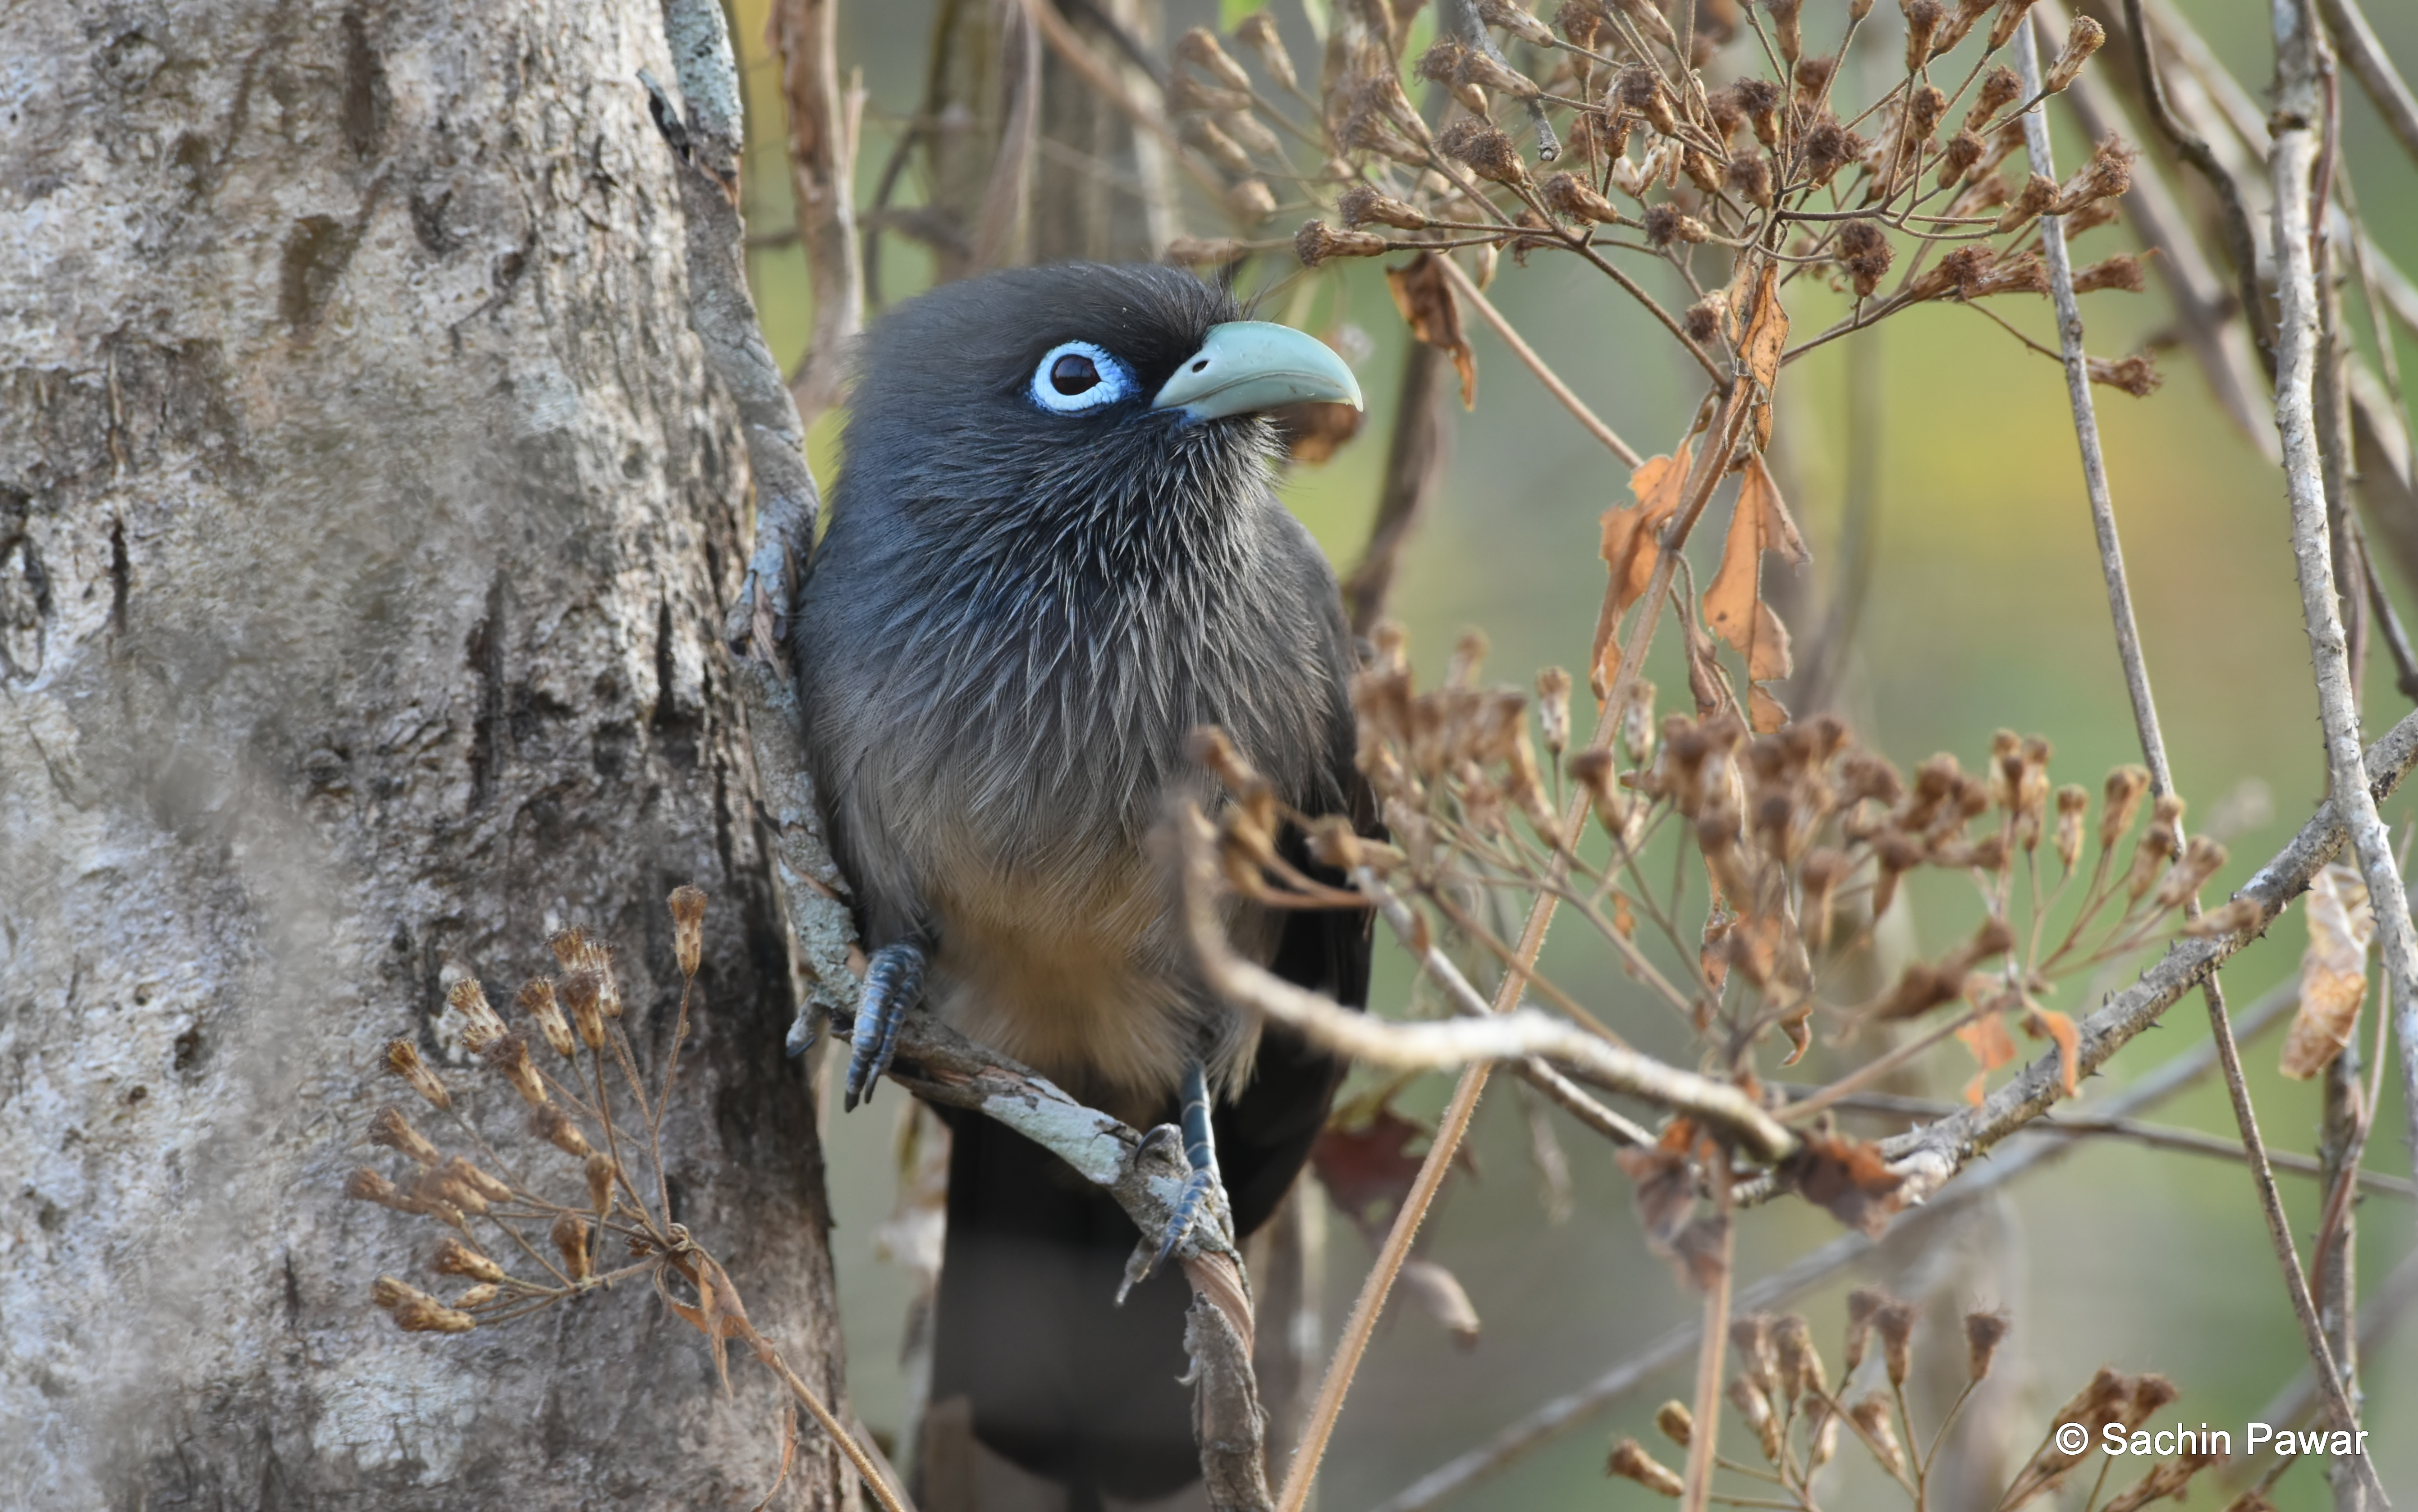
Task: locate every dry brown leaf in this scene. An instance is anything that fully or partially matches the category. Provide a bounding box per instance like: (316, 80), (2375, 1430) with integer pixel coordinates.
(2022, 1003), (2080, 1096)
(1778, 1001), (1814, 1065)
(1702, 457), (1804, 730)
(1955, 1012), (2018, 1104)
(1782, 1133), (1907, 1236)
(2281, 863), (2372, 1079)
(1592, 445), (1695, 696)
(1735, 260), (1790, 452)
(1386, 252), (1477, 408)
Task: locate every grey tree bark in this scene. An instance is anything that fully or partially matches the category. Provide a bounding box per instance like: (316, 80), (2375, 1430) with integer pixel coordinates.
(0, 1), (850, 1505)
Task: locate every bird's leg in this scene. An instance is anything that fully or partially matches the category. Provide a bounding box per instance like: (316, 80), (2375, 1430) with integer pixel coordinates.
(839, 939), (928, 1111)
(1149, 1056), (1227, 1274)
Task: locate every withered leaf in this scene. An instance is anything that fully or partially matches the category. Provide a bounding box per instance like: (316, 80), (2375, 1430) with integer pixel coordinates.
(1703, 457), (1804, 732)
(1272, 399), (1364, 463)
(1312, 1105), (1474, 1236)
(1955, 1011), (2018, 1104)
(1615, 1118), (1700, 1253)
(2022, 1002), (2080, 1096)
(1734, 259), (1790, 452)
(1592, 445), (1695, 697)
(2281, 863), (2372, 1079)
(1386, 252), (1477, 409)
(1782, 1133), (1907, 1236)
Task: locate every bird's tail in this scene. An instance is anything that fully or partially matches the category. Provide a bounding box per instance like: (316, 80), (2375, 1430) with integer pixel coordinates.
(926, 1106), (1201, 1505)
(922, 1022), (1342, 1505)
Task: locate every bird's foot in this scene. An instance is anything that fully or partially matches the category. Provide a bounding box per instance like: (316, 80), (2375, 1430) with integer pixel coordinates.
(842, 941), (928, 1110)
(1150, 1163), (1224, 1276)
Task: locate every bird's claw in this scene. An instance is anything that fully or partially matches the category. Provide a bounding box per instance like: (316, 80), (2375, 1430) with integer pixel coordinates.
(1148, 1165), (1223, 1277)
(843, 941), (928, 1110)
(783, 1004), (822, 1058)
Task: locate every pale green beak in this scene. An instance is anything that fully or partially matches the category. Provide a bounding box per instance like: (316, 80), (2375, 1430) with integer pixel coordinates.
(1150, 321), (1365, 421)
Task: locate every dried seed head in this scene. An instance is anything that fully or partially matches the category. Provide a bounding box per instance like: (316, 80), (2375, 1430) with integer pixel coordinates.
(1164, 234), (1252, 267)
(548, 926), (590, 973)
(1704, 86), (1745, 146)
(1995, 172), (2058, 232)
(552, 1211), (593, 1284)
(1175, 26), (1256, 93)
(586, 1150), (618, 1211)
(1731, 151), (1774, 207)
(1969, 64), (2022, 131)
(1439, 118), (1530, 187)
(1794, 55), (1838, 108)
(1226, 177), (1279, 224)
(561, 969), (607, 1050)
(1536, 668), (1573, 757)
(1803, 117), (1866, 188)
(1965, 1309), (2010, 1381)
(1906, 84), (1948, 142)
(1765, 0), (1804, 64)
(1850, 1394), (1906, 1475)
(442, 1155), (513, 1205)
(2067, 254), (2145, 297)
(1541, 171), (1623, 225)
(1735, 78), (1783, 146)
(376, 1275), (476, 1333)
(1606, 1437), (1687, 1494)
(1904, 0), (1945, 70)
(1555, 0), (1609, 51)
(2089, 353), (2164, 397)
(1685, 297), (1722, 344)
(2053, 784), (2089, 870)
(1731, 1314), (1778, 1400)
(2154, 834), (2228, 910)
(2184, 895), (2265, 937)
(346, 1166), (409, 1209)
(1233, 14), (1297, 92)
(2058, 136), (2134, 211)
(516, 978), (575, 1059)
(532, 1101), (593, 1158)
(1728, 1375), (1785, 1463)
(383, 1037), (452, 1110)
(1223, 109), (1282, 159)
(2044, 15), (2104, 93)
(446, 978), (506, 1053)
(1294, 219), (1390, 265)
(1642, 204), (1711, 246)
(1683, 148), (1726, 194)
(1479, 0), (1558, 46)
(1338, 183), (1428, 230)
(432, 1236), (507, 1284)
(368, 1105), (441, 1167)
(452, 1282), (499, 1308)
(1612, 69), (1675, 138)
(1836, 219), (1894, 298)
(482, 1031), (548, 1108)
(2101, 769), (2151, 854)
(1937, 128), (1985, 188)
(1987, 0), (2042, 52)
(1772, 1314), (1818, 1402)
(1182, 113), (1257, 177)
(1844, 1285), (1888, 1370)
(1167, 72), (1252, 116)
(1653, 1399), (1694, 1446)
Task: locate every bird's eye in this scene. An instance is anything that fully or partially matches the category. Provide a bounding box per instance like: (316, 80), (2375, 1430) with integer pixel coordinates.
(1030, 341), (1135, 414)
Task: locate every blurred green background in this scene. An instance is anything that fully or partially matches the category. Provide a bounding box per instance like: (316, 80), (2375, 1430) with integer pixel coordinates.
(729, 1), (2418, 1504)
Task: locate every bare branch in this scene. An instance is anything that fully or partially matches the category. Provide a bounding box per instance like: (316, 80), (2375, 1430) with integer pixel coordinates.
(1372, 982), (2307, 1512)
(770, 0), (865, 424)
(2317, 0), (2418, 170)
(1343, 342), (1452, 634)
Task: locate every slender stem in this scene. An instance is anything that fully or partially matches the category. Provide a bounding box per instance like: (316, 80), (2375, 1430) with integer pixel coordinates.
(1433, 252), (1644, 466)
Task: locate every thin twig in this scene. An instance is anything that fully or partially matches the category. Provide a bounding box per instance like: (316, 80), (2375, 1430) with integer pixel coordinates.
(1369, 983), (2306, 1512)
(2315, 0), (2418, 169)
(1433, 252), (1644, 466)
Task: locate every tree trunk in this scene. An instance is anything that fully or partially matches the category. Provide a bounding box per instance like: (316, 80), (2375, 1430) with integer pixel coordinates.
(0, 1), (848, 1505)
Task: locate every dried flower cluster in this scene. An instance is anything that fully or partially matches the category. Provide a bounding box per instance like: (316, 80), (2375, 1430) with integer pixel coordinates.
(1167, 0), (2153, 410)
(1606, 1294), (2216, 1509)
(343, 889), (908, 1511)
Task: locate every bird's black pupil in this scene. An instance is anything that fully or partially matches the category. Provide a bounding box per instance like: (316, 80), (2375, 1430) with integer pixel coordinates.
(1050, 353), (1100, 396)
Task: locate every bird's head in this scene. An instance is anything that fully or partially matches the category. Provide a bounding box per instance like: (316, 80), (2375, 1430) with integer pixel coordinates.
(837, 263), (1362, 536)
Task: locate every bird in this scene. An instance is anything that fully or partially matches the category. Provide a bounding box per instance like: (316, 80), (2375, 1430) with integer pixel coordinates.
(790, 261), (1375, 1508)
